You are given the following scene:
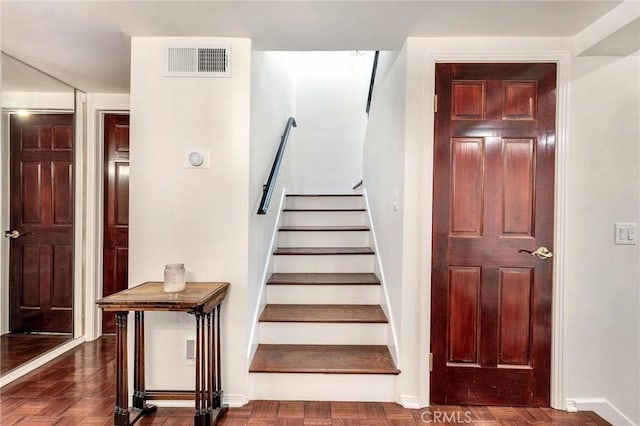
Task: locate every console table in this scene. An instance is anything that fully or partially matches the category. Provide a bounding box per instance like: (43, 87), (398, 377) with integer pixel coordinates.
(97, 281), (229, 426)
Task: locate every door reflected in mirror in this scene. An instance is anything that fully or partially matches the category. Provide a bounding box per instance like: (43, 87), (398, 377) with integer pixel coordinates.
(1, 52), (77, 376)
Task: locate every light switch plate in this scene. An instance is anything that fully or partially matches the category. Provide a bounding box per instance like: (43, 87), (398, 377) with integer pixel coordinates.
(615, 222), (638, 245)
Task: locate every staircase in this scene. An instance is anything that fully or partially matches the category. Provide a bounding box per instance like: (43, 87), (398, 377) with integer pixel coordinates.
(249, 194), (399, 401)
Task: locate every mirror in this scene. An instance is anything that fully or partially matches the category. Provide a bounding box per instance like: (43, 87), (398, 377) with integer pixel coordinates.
(1, 52), (78, 376)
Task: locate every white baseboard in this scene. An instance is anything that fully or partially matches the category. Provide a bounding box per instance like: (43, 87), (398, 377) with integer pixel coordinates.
(566, 398), (637, 426)
(152, 394), (248, 408)
(399, 395), (422, 409)
(0, 337), (86, 387)
(362, 188), (400, 366)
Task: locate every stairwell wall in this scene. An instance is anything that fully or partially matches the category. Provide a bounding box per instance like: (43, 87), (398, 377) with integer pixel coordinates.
(361, 49), (407, 372)
(248, 51), (296, 359)
(129, 36), (252, 404)
(287, 52), (372, 193)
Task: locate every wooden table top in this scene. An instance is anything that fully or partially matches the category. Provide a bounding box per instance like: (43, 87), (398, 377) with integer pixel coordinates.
(96, 282), (229, 313)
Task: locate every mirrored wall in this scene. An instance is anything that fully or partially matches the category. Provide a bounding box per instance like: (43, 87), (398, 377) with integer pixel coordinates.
(1, 52), (79, 376)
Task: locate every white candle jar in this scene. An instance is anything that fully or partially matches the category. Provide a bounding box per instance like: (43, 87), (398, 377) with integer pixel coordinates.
(163, 263), (186, 292)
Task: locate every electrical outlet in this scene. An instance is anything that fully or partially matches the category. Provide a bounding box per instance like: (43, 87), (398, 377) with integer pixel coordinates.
(186, 339), (195, 365)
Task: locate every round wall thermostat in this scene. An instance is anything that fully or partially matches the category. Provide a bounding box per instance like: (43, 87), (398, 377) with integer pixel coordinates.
(188, 151), (204, 167)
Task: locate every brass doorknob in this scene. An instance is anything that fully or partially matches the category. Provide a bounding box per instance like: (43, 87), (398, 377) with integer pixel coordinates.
(4, 230), (31, 239)
(519, 246), (553, 260)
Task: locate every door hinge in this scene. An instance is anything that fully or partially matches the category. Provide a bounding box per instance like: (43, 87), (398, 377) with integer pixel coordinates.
(434, 94), (438, 113)
(429, 353), (433, 372)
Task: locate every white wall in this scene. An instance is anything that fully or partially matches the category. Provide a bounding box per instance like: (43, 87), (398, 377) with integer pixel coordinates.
(361, 49), (406, 367)
(363, 36), (640, 423)
(565, 54), (640, 425)
(247, 51), (295, 357)
(129, 37), (252, 403)
(287, 52), (372, 193)
(1, 91), (74, 110)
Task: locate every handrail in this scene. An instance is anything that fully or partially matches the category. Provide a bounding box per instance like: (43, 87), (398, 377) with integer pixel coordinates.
(366, 51), (380, 114)
(257, 117), (297, 214)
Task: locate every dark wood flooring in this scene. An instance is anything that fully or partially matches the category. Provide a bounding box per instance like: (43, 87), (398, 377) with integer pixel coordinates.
(0, 337), (610, 425)
(0, 333), (71, 375)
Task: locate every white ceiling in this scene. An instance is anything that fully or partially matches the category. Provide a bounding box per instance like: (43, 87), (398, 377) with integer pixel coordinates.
(2, 54), (75, 92)
(0, 1), (623, 93)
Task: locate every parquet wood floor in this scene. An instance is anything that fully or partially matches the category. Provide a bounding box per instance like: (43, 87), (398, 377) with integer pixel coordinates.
(1, 333), (71, 375)
(0, 337), (610, 425)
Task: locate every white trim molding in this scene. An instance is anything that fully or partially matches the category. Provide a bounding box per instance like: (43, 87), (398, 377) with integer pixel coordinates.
(567, 398), (638, 426)
(83, 94), (130, 342)
(399, 395), (422, 410)
(418, 45), (571, 409)
(141, 394), (248, 409)
(362, 188), (401, 366)
(246, 188), (288, 360)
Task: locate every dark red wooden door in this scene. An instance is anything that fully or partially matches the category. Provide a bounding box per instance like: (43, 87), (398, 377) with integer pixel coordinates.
(102, 114), (130, 334)
(431, 63), (556, 406)
(9, 113), (74, 333)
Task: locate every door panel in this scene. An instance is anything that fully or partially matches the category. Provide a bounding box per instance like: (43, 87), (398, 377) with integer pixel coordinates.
(52, 162), (73, 224)
(502, 139), (535, 235)
(102, 114), (130, 334)
(498, 268), (532, 365)
(448, 267), (480, 364)
(451, 138), (484, 235)
(9, 113), (74, 333)
(431, 63), (556, 406)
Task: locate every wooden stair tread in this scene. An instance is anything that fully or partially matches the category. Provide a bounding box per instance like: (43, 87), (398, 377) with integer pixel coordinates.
(259, 304), (387, 323)
(274, 247), (374, 255)
(287, 194), (362, 197)
(279, 225), (369, 232)
(267, 273), (380, 286)
(249, 344), (400, 375)
(282, 208), (366, 212)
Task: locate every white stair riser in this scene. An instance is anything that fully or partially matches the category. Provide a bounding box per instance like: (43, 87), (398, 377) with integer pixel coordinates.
(272, 255), (374, 273)
(250, 373), (397, 401)
(286, 196), (363, 210)
(282, 211), (366, 226)
(259, 323), (387, 345)
(267, 284), (380, 304)
(278, 231), (370, 248)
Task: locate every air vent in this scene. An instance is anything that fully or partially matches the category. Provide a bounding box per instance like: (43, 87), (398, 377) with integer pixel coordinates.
(165, 46), (231, 77)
